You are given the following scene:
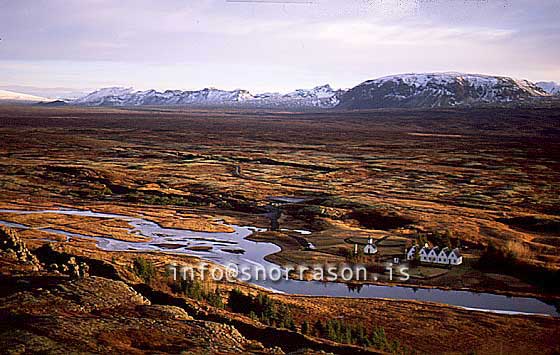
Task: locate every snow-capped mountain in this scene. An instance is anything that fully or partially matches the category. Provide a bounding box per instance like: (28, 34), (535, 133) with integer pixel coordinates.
(338, 73), (551, 109)
(70, 74), (556, 110)
(536, 81), (560, 95)
(0, 89), (49, 103)
(71, 87), (134, 106)
(72, 85), (342, 109)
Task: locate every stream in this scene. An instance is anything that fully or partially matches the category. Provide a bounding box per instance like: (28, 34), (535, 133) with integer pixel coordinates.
(0, 208), (557, 317)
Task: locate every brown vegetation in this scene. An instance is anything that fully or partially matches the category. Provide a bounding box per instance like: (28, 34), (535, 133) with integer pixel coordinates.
(0, 105), (559, 353)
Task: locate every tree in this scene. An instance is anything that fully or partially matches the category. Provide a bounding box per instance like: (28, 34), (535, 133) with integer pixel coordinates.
(133, 257), (156, 283)
(314, 320), (324, 336)
(301, 320), (310, 335)
(228, 288), (252, 313)
(206, 288), (224, 309)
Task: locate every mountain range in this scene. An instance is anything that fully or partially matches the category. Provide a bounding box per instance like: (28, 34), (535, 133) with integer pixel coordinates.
(72, 85), (343, 109)
(3, 73), (560, 109)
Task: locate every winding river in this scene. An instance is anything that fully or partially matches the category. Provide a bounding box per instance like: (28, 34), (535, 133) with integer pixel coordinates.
(0, 208), (557, 317)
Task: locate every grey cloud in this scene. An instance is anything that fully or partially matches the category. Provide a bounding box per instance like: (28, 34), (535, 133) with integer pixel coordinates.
(0, 0), (558, 89)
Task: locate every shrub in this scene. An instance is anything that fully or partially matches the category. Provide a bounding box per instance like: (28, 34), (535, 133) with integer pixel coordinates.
(227, 290), (295, 329)
(312, 319), (407, 353)
(228, 288), (253, 313)
(174, 278), (204, 300)
(205, 288), (225, 309)
(320, 197), (365, 209)
(478, 240), (525, 270)
(301, 320), (310, 334)
(349, 207), (413, 230)
(296, 205), (326, 219)
(429, 230), (453, 249)
(477, 241), (560, 292)
(504, 240), (534, 260)
(133, 257), (156, 282)
(172, 278), (224, 308)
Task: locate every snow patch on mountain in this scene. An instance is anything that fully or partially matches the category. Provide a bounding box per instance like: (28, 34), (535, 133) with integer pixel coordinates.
(365, 72), (546, 97)
(0, 90), (49, 103)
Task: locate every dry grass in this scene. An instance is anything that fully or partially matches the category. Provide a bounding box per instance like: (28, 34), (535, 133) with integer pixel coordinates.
(505, 240), (535, 261)
(0, 105), (559, 294)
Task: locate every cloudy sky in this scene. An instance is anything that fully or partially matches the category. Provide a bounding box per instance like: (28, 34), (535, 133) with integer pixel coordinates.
(1, 0), (559, 96)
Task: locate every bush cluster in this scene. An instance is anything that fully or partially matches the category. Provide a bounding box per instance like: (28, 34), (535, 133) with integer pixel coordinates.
(228, 289), (296, 329)
(478, 241), (560, 292)
(132, 257), (156, 282)
(227, 289), (409, 353)
(311, 319), (406, 353)
(172, 278), (224, 308)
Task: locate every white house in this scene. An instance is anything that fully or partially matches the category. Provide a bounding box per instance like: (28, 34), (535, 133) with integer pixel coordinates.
(406, 245), (463, 266)
(437, 247), (450, 264)
(406, 245), (417, 260)
(427, 247), (440, 263)
(419, 246), (430, 262)
(364, 238), (378, 255)
(448, 248), (463, 265)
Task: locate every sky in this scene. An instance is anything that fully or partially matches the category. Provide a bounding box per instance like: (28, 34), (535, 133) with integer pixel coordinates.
(1, 0), (559, 97)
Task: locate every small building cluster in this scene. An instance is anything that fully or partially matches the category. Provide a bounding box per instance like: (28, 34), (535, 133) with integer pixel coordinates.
(406, 245), (462, 266)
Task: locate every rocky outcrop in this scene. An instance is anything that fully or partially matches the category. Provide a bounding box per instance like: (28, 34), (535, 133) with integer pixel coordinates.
(0, 226), (40, 268)
(0, 274), (280, 354)
(135, 304), (193, 321)
(32, 243), (91, 278)
(48, 256), (90, 279)
(2, 276), (150, 315)
(0, 234), (283, 354)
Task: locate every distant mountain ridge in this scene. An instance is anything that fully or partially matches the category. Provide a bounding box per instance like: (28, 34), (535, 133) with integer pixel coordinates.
(536, 81), (560, 95)
(70, 72), (557, 109)
(0, 89), (49, 103)
(337, 73), (550, 109)
(72, 85), (343, 109)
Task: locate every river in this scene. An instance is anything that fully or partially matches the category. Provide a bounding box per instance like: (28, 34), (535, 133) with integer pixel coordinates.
(0, 208), (557, 317)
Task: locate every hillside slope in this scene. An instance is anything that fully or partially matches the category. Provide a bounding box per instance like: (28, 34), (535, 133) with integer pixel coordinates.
(338, 73), (550, 109)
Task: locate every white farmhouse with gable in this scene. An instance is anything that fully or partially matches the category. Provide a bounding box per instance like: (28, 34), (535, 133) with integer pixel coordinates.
(427, 247), (440, 263)
(448, 248), (463, 265)
(437, 247), (450, 264)
(406, 245), (417, 260)
(419, 246), (430, 262)
(406, 245), (463, 266)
